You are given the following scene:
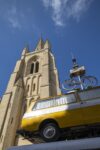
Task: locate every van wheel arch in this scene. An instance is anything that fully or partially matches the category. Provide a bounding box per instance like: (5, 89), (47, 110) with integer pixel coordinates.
(39, 119), (60, 130)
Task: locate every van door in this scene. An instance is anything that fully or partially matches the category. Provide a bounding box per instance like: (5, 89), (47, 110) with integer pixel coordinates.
(58, 93), (83, 128)
(79, 89), (100, 125)
(80, 100), (100, 124)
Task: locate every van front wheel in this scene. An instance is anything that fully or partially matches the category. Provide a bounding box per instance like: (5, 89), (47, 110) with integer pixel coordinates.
(40, 123), (60, 142)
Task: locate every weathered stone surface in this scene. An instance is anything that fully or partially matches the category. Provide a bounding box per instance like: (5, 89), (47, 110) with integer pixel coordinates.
(0, 39), (61, 150)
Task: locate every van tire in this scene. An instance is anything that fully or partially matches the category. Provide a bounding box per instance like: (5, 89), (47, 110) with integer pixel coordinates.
(40, 123), (60, 142)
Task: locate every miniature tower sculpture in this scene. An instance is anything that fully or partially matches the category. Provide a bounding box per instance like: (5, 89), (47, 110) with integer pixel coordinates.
(62, 55), (98, 91)
(0, 38), (61, 150)
(70, 56), (86, 90)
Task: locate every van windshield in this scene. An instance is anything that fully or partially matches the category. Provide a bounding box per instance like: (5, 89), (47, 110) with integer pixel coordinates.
(32, 94), (76, 110)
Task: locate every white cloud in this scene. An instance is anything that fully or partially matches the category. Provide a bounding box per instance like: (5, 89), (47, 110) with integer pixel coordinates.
(67, 0), (93, 21)
(0, 2), (24, 30)
(51, 0), (65, 26)
(0, 1), (27, 30)
(42, 0), (51, 8)
(7, 6), (21, 29)
(42, 0), (94, 27)
(0, 1), (41, 34)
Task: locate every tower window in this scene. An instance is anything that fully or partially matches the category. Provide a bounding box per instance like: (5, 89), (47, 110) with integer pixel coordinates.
(30, 61), (39, 74)
(30, 63), (34, 74)
(35, 61), (39, 73)
(27, 85), (30, 92)
(33, 84), (36, 91)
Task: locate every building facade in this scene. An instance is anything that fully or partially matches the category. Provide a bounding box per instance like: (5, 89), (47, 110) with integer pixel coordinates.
(0, 38), (61, 150)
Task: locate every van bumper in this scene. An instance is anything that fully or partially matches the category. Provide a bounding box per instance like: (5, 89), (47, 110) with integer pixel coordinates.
(16, 129), (39, 138)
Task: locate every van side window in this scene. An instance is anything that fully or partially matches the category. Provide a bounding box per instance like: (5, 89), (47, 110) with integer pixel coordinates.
(32, 94), (76, 110)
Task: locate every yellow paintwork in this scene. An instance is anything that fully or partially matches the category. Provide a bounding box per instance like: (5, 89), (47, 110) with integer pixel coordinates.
(21, 103), (100, 132)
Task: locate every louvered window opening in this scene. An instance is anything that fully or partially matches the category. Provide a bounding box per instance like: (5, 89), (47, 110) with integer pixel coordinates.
(30, 61), (39, 74)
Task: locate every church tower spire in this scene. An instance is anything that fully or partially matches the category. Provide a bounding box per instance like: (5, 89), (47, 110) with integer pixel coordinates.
(21, 46), (29, 59)
(44, 39), (51, 49)
(35, 38), (44, 51)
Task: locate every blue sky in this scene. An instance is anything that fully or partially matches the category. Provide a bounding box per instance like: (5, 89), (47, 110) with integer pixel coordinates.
(0, 0), (100, 96)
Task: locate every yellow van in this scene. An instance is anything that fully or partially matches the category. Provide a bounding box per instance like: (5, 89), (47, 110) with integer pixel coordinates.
(19, 87), (100, 142)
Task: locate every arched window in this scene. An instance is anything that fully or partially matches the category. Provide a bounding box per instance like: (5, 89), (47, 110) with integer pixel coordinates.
(30, 63), (34, 74)
(30, 61), (39, 74)
(27, 85), (30, 92)
(33, 83), (35, 91)
(24, 103), (27, 113)
(35, 61), (39, 73)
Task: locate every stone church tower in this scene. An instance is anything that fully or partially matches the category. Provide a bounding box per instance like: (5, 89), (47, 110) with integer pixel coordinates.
(0, 38), (61, 150)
